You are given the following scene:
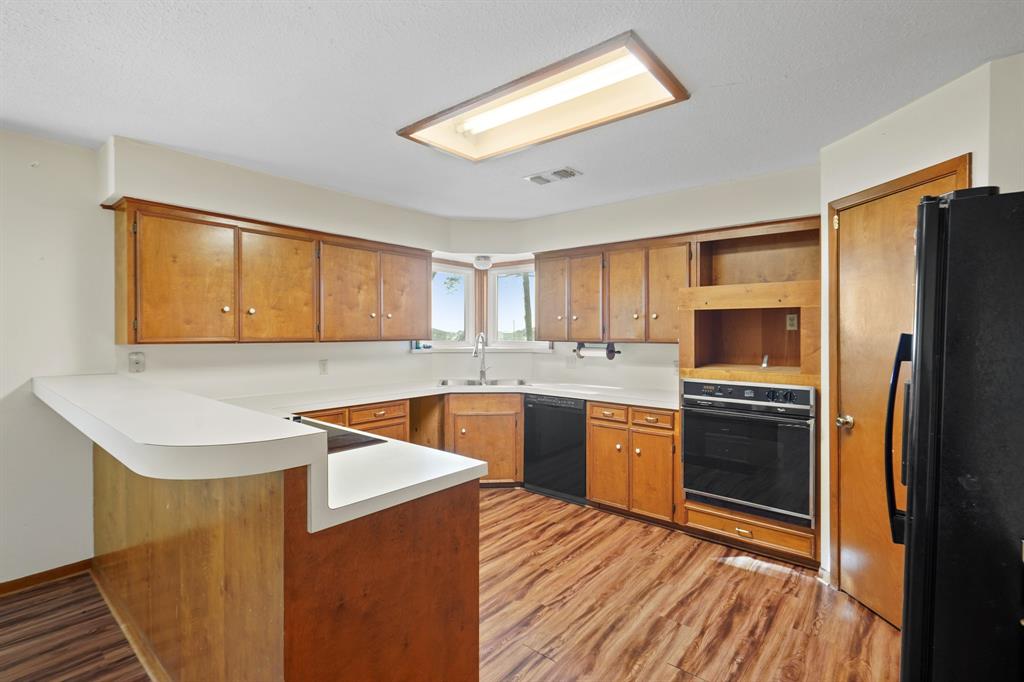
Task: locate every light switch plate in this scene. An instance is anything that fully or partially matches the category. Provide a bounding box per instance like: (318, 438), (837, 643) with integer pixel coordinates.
(786, 313), (799, 331)
(128, 352), (145, 373)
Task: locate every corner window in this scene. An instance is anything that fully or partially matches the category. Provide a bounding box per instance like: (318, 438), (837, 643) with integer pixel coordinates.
(488, 264), (547, 349)
(430, 264), (475, 344)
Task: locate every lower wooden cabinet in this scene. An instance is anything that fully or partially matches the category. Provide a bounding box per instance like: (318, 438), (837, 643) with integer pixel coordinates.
(361, 418), (410, 441)
(298, 407), (349, 426)
(444, 394), (523, 483)
(587, 403), (678, 522)
(298, 400), (410, 442)
(683, 501), (815, 561)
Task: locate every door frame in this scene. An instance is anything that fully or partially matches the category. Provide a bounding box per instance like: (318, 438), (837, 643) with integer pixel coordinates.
(826, 154), (971, 588)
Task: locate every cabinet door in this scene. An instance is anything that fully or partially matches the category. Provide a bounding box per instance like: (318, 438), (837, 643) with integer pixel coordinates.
(320, 243), (380, 341)
(647, 243), (690, 342)
(381, 252), (430, 340)
(239, 230), (317, 341)
(606, 248), (646, 341)
(535, 257), (568, 341)
(629, 428), (675, 521)
(569, 254), (603, 341)
(361, 418), (409, 442)
(136, 212), (237, 342)
(587, 421), (629, 509)
(453, 413), (518, 481)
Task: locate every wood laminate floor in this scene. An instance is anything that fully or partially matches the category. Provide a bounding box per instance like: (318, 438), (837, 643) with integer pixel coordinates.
(0, 490), (899, 681)
(480, 488), (900, 682)
(0, 572), (147, 681)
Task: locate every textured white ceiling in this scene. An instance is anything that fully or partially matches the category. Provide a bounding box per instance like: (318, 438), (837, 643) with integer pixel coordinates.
(2, 1), (1022, 220)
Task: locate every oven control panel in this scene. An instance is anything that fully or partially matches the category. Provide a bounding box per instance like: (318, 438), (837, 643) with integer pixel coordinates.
(682, 379), (815, 416)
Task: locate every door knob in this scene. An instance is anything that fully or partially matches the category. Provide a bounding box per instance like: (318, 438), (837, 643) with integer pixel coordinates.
(835, 414), (855, 429)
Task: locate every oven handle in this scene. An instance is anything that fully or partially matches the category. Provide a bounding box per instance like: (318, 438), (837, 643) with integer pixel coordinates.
(682, 406), (813, 426)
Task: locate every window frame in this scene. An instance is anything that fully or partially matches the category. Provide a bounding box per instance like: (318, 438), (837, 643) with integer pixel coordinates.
(486, 262), (549, 350)
(428, 261), (476, 347)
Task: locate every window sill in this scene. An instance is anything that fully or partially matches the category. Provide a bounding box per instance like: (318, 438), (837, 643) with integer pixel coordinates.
(410, 344), (553, 354)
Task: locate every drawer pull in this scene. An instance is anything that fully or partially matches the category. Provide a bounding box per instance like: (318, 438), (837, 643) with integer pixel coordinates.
(602, 410), (615, 417)
(735, 527), (753, 538)
(373, 409), (387, 417)
(644, 415), (659, 423)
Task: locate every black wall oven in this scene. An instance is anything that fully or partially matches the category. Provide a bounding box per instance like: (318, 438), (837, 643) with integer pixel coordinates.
(682, 379), (815, 527)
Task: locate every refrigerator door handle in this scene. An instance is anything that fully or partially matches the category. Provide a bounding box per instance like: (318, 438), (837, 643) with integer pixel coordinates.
(884, 332), (913, 545)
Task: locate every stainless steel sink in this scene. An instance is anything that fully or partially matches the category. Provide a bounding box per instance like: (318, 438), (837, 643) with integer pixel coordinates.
(438, 378), (528, 387)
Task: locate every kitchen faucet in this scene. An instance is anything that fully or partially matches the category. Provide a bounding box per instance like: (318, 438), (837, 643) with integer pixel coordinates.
(471, 332), (489, 384)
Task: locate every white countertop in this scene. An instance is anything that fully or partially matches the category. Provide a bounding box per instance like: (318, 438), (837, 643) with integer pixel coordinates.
(32, 374), (488, 531)
(226, 380), (680, 416)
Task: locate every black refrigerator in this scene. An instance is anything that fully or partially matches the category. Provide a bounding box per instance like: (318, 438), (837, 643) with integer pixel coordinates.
(889, 187), (1024, 681)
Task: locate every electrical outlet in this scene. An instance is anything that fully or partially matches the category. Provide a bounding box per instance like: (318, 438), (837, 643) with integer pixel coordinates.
(786, 313), (799, 331)
(128, 352), (145, 373)
(318, 359), (328, 375)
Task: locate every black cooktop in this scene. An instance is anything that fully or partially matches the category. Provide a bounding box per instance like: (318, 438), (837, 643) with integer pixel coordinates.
(291, 416), (386, 453)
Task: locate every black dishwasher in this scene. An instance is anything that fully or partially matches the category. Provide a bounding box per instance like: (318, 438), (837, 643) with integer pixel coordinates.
(523, 394), (586, 504)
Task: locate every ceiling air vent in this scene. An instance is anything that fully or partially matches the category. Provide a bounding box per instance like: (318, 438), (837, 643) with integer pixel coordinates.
(523, 167), (583, 186)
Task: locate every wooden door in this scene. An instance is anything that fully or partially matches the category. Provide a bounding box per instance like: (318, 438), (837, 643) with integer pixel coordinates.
(647, 243), (690, 342)
(587, 421), (629, 509)
(361, 419), (409, 442)
(239, 231), (316, 341)
(569, 254), (603, 341)
(606, 248), (646, 341)
(320, 243), (380, 341)
(833, 160), (967, 627)
(629, 428), (674, 521)
(453, 413), (518, 481)
(536, 257), (568, 341)
(136, 212), (237, 342)
(381, 252), (430, 340)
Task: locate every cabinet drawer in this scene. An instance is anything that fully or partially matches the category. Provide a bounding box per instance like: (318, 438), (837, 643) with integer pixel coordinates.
(629, 407), (675, 430)
(685, 504), (814, 558)
(298, 408), (349, 427)
(589, 403), (627, 423)
(350, 401), (408, 425)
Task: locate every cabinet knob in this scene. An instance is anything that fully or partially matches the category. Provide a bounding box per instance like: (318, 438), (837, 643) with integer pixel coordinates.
(571, 315), (578, 321)
(556, 315), (563, 321)
(632, 313), (639, 319)
(370, 312), (377, 319)
(615, 443), (622, 451)
(635, 448), (642, 455)
(460, 428), (467, 435)
(386, 313), (393, 319)
(651, 313), (659, 320)
(221, 306), (231, 313)
(247, 307), (256, 315)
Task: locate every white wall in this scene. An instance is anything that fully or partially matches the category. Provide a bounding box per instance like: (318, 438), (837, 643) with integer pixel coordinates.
(0, 131), (115, 581)
(816, 53), (1024, 575)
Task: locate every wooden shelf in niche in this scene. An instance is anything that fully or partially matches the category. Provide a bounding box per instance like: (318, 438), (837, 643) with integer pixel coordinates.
(696, 225), (820, 286)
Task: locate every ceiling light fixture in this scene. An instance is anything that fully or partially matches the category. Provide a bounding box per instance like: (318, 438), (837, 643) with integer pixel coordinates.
(397, 31), (688, 162)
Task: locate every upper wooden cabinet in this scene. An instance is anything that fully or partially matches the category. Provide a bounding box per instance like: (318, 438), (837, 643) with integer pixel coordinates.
(569, 254), (603, 342)
(647, 243), (690, 342)
(111, 198), (431, 344)
(239, 230), (317, 342)
(536, 257), (569, 342)
(606, 248), (646, 342)
(320, 243), (381, 341)
(135, 210), (238, 343)
(380, 251), (430, 341)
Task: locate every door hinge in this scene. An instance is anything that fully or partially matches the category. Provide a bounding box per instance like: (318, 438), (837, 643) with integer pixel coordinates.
(673, 502), (676, 514)
(832, 215), (839, 230)
(316, 321), (321, 333)
(132, 318), (138, 330)
(316, 243), (321, 258)
(131, 218), (138, 235)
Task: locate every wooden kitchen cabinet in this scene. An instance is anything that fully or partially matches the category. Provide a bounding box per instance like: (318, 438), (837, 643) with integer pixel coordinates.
(445, 394), (523, 483)
(569, 254), (603, 341)
(536, 257), (569, 341)
(298, 400), (410, 441)
(647, 243), (690, 342)
(239, 230), (317, 341)
(629, 428), (675, 521)
(135, 210), (238, 343)
(380, 251), (431, 340)
(298, 407), (349, 426)
(320, 242), (381, 341)
(361, 419), (410, 441)
(587, 420), (630, 509)
(606, 248), (646, 342)
(587, 403), (679, 522)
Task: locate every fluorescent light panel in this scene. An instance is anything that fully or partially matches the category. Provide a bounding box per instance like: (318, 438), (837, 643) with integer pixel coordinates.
(397, 31), (688, 162)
